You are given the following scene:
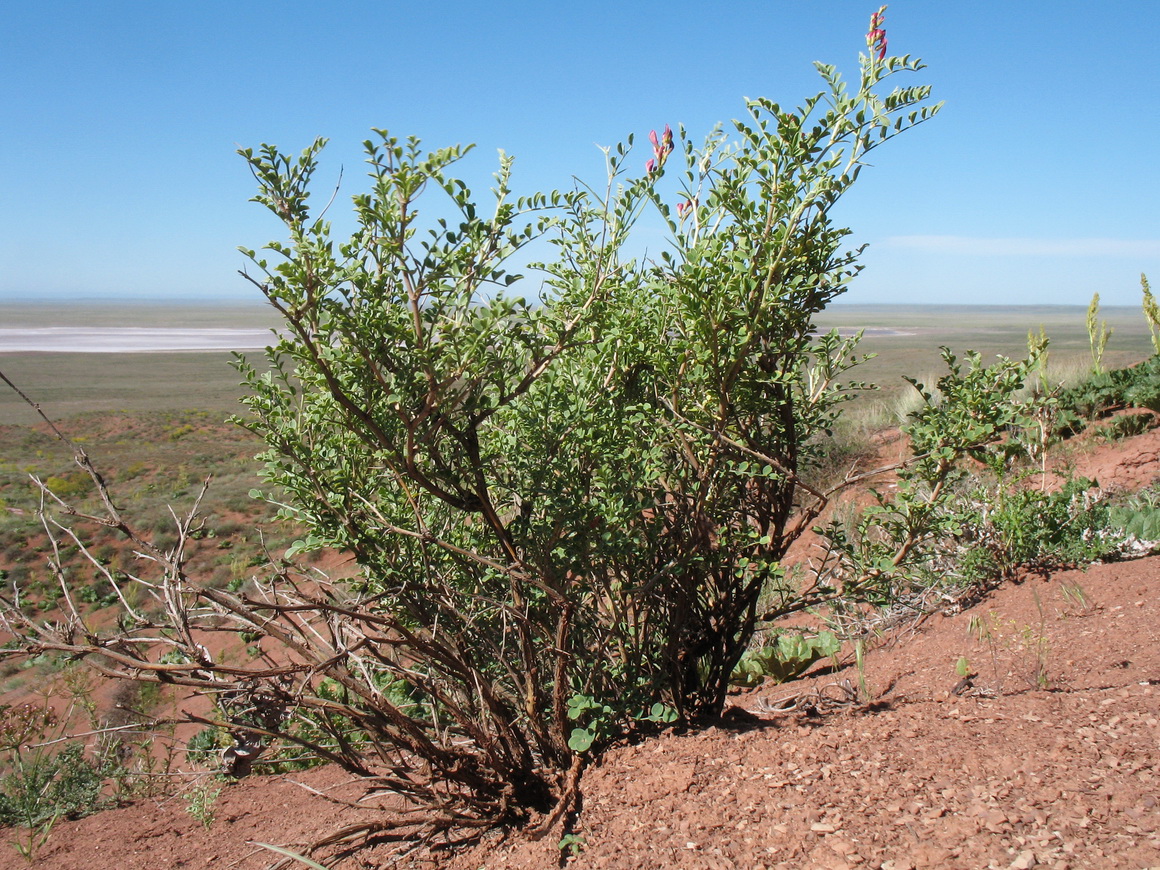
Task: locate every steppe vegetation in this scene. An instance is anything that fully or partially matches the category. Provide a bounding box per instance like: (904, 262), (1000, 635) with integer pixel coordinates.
(0, 9), (1157, 867)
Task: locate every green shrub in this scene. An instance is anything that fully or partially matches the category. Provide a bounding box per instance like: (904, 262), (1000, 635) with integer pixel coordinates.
(42, 473), (90, 500)
(229, 17), (940, 823)
(1, 10), (946, 845)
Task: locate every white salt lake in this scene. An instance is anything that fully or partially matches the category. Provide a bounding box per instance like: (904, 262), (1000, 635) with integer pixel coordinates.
(0, 327), (278, 353)
(0, 325), (914, 353)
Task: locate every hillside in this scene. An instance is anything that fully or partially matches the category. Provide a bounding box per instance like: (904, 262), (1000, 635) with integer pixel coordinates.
(2, 427), (1157, 870)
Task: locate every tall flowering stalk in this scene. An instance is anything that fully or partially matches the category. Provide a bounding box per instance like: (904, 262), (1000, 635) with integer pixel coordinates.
(867, 5), (888, 60)
(1142, 273), (1160, 355)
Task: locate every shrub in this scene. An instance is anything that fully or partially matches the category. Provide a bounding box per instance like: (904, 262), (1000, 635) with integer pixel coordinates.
(0, 9), (944, 849)
(42, 473), (90, 501)
(231, 12), (937, 819)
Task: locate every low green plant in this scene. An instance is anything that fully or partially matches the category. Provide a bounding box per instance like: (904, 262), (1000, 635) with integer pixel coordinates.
(967, 597), (1050, 694)
(1058, 579), (1092, 614)
(1054, 354), (1160, 435)
(557, 832), (585, 858)
(564, 694), (614, 754)
(953, 477), (1117, 585)
(967, 613), (1002, 693)
(10, 812), (57, 865)
(1097, 411), (1153, 442)
(853, 637), (871, 702)
(0, 704), (117, 864)
(1026, 589), (1051, 691)
(184, 781), (221, 829)
(253, 843), (331, 870)
(954, 656), (971, 679)
(1021, 327), (1058, 482)
(186, 726), (227, 767)
(1109, 485), (1160, 545)
(730, 630), (840, 687)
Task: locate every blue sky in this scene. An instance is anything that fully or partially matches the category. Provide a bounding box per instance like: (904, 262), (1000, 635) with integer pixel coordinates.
(1, 1), (1157, 306)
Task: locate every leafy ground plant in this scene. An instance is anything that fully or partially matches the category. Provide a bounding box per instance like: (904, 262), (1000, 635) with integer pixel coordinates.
(0, 683), (122, 864)
(731, 630), (841, 687)
(0, 9), (942, 854)
(813, 337), (1150, 641)
(184, 781), (221, 829)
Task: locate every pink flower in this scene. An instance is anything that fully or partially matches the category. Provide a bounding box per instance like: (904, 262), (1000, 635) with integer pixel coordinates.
(646, 124), (675, 175)
(676, 198), (696, 221)
(867, 5), (888, 60)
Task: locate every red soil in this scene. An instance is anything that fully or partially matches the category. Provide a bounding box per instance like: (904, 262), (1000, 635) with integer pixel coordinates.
(3, 429), (1159, 870)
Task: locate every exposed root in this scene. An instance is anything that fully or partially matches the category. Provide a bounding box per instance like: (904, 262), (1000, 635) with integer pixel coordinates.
(531, 754), (585, 840)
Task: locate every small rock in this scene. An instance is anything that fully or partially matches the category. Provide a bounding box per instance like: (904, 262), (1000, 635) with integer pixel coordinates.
(1010, 851), (1038, 869)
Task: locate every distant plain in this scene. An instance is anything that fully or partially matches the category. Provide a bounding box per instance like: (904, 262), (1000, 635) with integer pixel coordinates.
(0, 302), (1153, 425)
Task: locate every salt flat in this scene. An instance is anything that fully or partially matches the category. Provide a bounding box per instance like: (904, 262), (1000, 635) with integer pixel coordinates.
(0, 324), (913, 353)
(0, 327), (277, 353)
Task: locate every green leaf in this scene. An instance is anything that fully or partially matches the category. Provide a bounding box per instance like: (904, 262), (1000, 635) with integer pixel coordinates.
(811, 630), (841, 658)
(568, 728), (595, 753)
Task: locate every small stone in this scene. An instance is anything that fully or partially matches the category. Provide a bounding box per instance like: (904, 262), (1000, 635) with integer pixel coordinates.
(811, 822), (838, 833)
(1009, 851), (1038, 869)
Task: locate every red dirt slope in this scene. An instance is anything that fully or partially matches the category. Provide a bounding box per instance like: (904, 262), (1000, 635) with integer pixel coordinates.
(4, 429), (1159, 870)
